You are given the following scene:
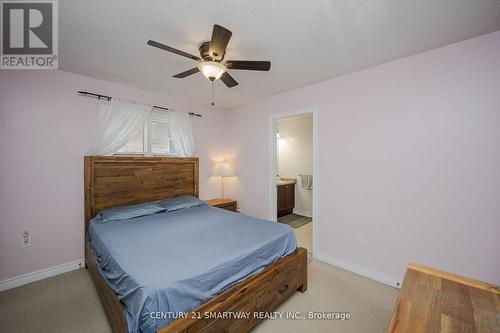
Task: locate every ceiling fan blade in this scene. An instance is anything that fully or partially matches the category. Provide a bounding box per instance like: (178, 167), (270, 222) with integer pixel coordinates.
(147, 40), (201, 61)
(220, 72), (238, 88)
(225, 60), (271, 71)
(210, 24), (232, 61)
(173, 67), (200, 78)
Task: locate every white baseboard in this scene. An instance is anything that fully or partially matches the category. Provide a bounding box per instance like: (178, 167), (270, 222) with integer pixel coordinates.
(0, 253), (401, 292)
(293, 208), (312, 218)
(0, 259), (85, 292)
(314, 252), (403, 289)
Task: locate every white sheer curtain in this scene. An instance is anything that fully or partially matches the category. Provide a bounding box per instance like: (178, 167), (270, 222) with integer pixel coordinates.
(87, 98), (152, 155)
(168, 111), (196, 156)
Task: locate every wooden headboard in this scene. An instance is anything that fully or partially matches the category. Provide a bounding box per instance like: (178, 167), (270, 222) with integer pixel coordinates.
(84, 156), (199, 235)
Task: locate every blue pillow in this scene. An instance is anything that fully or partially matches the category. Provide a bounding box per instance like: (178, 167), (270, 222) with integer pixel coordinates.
(156, 195), (207, 212)
(94, 202), (166, 223)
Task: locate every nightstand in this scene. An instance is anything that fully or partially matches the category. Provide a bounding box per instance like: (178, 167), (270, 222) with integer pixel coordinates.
(207, 198), (237, 212)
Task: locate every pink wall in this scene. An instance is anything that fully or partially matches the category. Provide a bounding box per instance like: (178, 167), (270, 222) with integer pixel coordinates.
(2, 32), (499, 285)
(224, 31), (500, 284)
(0, 70), (225, 281)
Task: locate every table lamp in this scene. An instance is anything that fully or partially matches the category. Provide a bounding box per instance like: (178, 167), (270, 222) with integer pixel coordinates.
(213, 161), (234, 198)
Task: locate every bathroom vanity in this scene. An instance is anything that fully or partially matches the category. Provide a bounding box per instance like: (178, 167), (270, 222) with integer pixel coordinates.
(277, 178), (296, 218)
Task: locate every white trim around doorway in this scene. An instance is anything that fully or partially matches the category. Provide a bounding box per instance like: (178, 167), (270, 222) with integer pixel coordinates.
(268, 107), (318, 255)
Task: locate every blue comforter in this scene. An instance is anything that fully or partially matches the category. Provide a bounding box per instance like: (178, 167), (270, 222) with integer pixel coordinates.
(87, 205), (297, 333)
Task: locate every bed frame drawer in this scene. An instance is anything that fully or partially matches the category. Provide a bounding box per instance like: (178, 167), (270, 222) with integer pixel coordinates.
(256, 263), (302, 313)
(196, 296), (256, 333)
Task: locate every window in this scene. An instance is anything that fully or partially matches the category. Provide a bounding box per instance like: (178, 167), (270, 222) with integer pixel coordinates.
(116, 111), (177, 155)
(117, 127), (145, 154)
(150, 121), (170, 154)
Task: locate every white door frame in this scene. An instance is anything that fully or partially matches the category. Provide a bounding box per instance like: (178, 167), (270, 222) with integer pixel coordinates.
(268, 107), (318, 255)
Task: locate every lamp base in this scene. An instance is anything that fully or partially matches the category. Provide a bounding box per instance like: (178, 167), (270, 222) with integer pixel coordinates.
(219, 176), (225, 199)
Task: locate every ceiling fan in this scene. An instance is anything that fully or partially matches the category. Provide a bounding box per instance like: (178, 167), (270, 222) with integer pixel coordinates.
(147, 24), (271, 88)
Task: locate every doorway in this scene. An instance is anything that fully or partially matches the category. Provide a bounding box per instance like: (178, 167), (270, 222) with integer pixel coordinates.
(269, 109), (317, 255)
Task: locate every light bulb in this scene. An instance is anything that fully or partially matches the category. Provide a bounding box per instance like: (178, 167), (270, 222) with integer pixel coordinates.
(197, 61), (226, 81)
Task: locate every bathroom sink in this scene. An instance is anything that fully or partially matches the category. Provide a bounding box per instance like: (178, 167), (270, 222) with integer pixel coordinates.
(276, 177), (296, 186)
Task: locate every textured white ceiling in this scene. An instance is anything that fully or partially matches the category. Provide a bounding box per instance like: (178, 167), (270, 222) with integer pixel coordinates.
(60, 0), (500, 108)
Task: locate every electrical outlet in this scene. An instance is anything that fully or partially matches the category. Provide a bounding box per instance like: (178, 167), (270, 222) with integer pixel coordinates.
(22, 230), (31, 248)
(355, 233), (364, 244)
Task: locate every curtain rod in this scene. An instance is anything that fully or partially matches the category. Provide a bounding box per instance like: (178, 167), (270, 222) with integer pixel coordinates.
(77, 91), (202, 117)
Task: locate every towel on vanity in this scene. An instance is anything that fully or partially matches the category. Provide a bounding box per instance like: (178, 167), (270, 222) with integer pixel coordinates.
(300, 174), (313, 190)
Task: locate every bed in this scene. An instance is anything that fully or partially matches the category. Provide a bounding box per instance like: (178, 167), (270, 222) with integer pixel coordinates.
(84, 156), (308, 333)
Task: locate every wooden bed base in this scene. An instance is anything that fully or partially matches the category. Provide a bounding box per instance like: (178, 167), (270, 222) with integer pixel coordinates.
(86, 243), (307, 333)
(84, 156), (308, 333)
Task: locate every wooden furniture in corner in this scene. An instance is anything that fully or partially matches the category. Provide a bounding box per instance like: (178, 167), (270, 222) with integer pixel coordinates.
(84, 156), (307, 333)
(388, 262), (500, 333)
(207, 198), (237, 212)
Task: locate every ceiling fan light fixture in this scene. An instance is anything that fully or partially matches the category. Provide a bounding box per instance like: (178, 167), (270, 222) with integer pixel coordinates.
(148, 24), (270, 89)
(197, 61), (226, 81)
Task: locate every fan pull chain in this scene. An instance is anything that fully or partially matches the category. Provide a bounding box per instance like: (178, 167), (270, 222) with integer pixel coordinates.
(211, 81), (215, 107)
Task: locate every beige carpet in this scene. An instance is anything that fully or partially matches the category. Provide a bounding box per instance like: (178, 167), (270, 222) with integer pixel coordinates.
(0, 260), (398, 333)
(0, 267), (111, 333)
(294, 222), (313, 253)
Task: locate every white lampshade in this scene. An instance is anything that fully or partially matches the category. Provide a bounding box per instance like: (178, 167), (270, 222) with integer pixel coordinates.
(197, 61), (226, 81)
(213, 161), (234, 177)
